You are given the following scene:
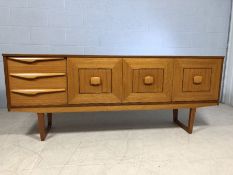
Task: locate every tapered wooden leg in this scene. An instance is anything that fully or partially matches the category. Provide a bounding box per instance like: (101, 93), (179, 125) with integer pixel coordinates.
(173, 108), (196, 134)
(47, 113), (52, 129)
(37, 113), (46, 141)
(173, 109), (178, 122)
(37, 113), (53, 141)
(187, 108), (196, 134)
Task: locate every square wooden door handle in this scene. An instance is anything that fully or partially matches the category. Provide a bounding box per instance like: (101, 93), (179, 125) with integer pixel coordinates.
(193, 76), (203, 84)
(90, 77), (101, 86)
(144, 76), (154, 85)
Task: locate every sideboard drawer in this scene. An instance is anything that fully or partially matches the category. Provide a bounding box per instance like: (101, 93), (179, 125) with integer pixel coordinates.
(10, 89), (67, 106)
(67, 58), (122, 104)
(123, 58), (173, 103)
(6, 57), (68, 107)
(7, 57), (66, 73)
(9, 74), (66, 89)
(9, 75), (67, 106)
(172, 59), (223, 101)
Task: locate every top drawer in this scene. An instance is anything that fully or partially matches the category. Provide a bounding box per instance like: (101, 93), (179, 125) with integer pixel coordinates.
(7, 57), (66, 73)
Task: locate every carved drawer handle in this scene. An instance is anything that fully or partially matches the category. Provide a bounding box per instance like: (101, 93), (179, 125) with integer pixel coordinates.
(8, 57), (64, 63)
(144, 76), (154, 85)
(193, 76), (203, 84)
(90, 77), (101, 86)
(10, 73), (65, 79)
(11, 89), (65, 95)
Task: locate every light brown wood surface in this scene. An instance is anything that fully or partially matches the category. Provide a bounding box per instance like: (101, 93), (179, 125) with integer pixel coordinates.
(90, 76), (101, 86)
(193, 75), (203, 85)
(133, 69), (163, 93)
(173, 108), (196, 134)
(3, 55), (224, 140)
(79, 69), (111, 94)
(7, 57), (66, 73)
(8, 57), (64, 63)
(10, 102), (218, 113)
(11, 89), (66, 95)
(172, 59), (223, 101)
(67, 58), (122, 104)
(10, 73), (65, 79)
(10, 89), (67, 106)
(6, 57), (67, 107)
(183, 69), (211, 92)
(123, 58), (173, 103)
(3, 55), (223, 110)
(9, 76), (66, 89)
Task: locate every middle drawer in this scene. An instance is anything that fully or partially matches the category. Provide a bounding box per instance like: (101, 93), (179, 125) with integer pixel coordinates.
(9, 73), (66, 89)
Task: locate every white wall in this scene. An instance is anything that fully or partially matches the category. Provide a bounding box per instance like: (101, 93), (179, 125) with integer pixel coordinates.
(223, 2), (233, 106)
(0, 0), (231, 107)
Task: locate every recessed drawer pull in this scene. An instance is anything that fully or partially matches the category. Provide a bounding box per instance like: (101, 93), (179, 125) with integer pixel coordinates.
(10, 73), (66, 79)
(144, 76), (154, 85)
(193, 76), (203, 84)
(8, 57), (64, 63)
(11, 89), (65, 95)
(90, 77), (101, 86)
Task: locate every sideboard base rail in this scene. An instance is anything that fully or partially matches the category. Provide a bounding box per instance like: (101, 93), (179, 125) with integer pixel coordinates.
(10, 102), (217, 113)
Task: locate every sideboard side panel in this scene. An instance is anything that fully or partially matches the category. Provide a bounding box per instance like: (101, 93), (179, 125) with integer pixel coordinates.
(3, 56), (11, 110)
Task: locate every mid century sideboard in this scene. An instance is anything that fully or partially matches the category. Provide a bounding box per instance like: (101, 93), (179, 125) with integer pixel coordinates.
(3, 54), (224, 141)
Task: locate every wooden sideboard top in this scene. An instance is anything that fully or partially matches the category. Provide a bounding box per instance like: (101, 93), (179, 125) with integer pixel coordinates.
(2, 53), (224, 59)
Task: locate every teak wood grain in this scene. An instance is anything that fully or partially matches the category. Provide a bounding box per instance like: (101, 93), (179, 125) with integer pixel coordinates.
(173, 108), (196, 134)
(79, 69), (112, 94)
(183, 68), (212, 92)
(10, 102), (218, 113)
(123, 58), (173, 103)
(10, 90), (67, 106)
(133, 69), (163, 93)
(8, 57), (64, 63)
(172, 59), (223, 101)
(10, 73), (66, 79)
(9, 76), (66, 89)
(2, 54), (224, 141)
(5, 56), (68, 107)
(7, 57), (66, 73)
(67, 58), (122, 104)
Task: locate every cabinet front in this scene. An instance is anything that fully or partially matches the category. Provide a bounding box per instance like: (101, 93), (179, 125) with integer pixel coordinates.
(67, 58), (122, 104)
(172, 58), (223, 101)
(123, 58), (173, 103)
(7, 57), (67, 107)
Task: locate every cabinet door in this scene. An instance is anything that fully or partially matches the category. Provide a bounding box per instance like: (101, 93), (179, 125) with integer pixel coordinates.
(67, 58), (122, 104)
(172, 58), (223, 101)
(123, 58), (173, 103)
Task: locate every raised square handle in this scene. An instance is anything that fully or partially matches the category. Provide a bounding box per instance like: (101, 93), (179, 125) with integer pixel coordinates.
(144, 76), (154, 85)
(90, 77), (101, 86)
(193, 75), (203, 84)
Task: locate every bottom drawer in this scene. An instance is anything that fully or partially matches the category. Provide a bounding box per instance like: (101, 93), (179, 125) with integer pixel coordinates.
(10, 89), (67, 106)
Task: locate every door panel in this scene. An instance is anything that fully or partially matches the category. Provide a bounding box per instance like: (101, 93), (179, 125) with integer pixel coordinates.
(132, 68), (164, 93)
(79, 69), (112, 94)
(67, 58), (122, 104)
(172, 59), (223, 101)
(123, 58), (173, 103)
